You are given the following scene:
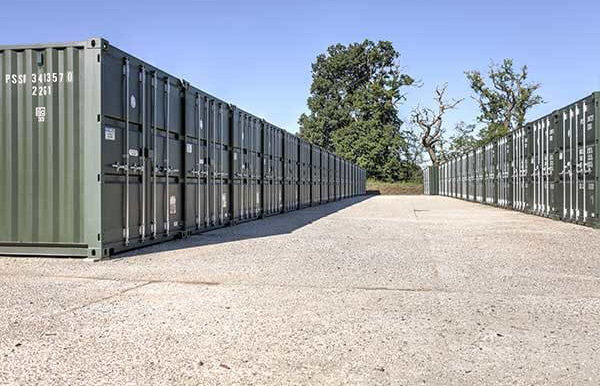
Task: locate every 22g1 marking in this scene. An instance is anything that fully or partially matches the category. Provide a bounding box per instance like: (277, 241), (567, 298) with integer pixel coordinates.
(32, 85), (52, 96)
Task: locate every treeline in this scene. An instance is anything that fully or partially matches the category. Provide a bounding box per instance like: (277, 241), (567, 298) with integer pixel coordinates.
(298, 40), (543, 182)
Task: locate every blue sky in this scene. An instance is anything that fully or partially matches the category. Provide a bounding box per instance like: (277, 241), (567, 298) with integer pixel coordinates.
(2, 0), (600, 135)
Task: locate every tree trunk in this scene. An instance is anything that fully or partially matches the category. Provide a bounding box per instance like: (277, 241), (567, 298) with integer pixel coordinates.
(427, 147), (439, 166)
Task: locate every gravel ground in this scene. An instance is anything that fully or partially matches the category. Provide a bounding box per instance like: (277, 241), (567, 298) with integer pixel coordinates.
(1, 195), (600, 385)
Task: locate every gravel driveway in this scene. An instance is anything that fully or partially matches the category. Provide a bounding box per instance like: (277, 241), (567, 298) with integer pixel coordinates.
(2, 195), (600, 385)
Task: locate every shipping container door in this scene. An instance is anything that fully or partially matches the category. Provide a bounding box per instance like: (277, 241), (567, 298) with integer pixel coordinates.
(183, 90), (211, 234)
(560, 97), (597, 223)
(103, 57), (186, 247)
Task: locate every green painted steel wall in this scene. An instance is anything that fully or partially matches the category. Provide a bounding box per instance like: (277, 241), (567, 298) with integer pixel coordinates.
(435, 92), (600, 228)
(0, 44), (88, 246)
(0, 38), (367, 258)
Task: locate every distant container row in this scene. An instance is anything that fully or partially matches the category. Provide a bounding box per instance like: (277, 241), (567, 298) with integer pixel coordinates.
(424, 92), (599, 227)
(0, 38), (366, 258)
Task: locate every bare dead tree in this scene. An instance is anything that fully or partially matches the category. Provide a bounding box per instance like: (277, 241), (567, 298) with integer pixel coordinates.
(411, 84), (463, 166)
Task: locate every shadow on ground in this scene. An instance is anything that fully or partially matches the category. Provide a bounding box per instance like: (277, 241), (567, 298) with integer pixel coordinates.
(115, 195), (375, 259)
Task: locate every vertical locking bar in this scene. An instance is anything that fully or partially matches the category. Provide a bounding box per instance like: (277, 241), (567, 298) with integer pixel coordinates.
(251, 118), (255, 216)
(500, 140), (503, 204)
(538, 122), (542, 212)
(219, 104), (224, 224)
(514, 133), (517, 208)
(241, 113), (245, 219)
(196, 93), (201, 230)
(204, 98), (210, 227)
(212, 101), (217, 225)
(165, 78), (171, 236)
(140, 66), (147, 241)
(270, 127), (274, 212)
(575, 106), (579, 219)
(543, 119), (547, 213)
(501, 141), (503, 204)
(544, 120), (547, 212)
(518, 131), (522, 209)
(512, 135), (515, 208)
(152, 72), (158, 239)
(540, 121), (544, 213)
(532, 122), (539, 212)
(563, 111), (567, 217)
(521, 128), (531, 210)
(123, 58), (130, 246)
(517, 132), (520, 208)
(580, 101), (587, 222)
(570, 108), (574, 218)
(541, 121), (544, 212)
(538, 122), (541, 212)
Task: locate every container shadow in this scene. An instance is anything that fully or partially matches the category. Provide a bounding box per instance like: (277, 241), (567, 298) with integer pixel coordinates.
(114, 195), (375, 259)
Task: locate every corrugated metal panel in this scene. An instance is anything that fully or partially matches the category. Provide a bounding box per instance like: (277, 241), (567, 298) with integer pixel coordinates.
(310, 144), (321, 205)
(475, 147), (484, 202)
(484, 141), (497, 205)
(512, 125), (531, 211)
(320, 149), (328, 203)
(497, 136), (512, 207)
(0, 44), (87, 245)
(555, 94), (597, 225)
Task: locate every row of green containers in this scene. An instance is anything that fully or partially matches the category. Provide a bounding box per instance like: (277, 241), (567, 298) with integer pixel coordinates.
(0, 38), (367, 258)
(423, 166), (439, 195)
(429, 93), (599, 227)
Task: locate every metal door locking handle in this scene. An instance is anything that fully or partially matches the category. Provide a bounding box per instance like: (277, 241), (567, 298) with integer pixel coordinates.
(111, 162), (128, 171)
(575, 162), (592, 174)
(191, 169), (207, 177)
(153, 166), (180, 175)
(165, 166), (179, 175)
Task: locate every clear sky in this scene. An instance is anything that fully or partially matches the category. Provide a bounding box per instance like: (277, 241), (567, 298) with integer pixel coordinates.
(2, 0), (600, 135)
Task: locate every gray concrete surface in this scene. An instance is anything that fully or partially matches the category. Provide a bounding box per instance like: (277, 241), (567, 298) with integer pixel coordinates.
(2, 195), (600, 385)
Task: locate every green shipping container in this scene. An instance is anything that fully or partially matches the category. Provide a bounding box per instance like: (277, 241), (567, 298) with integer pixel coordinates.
(0, 38), (366, 258)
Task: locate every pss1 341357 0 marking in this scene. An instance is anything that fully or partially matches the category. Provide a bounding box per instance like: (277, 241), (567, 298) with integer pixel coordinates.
(4, 71), (73, 96)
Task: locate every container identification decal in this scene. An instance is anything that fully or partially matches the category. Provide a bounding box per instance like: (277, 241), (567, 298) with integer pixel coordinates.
(130, 95), (136, 109)
(35, 107), (46, 123)
(104, 127), (116, 141)
(128, 149), (139, 157)
(169, 195), (177, 215)
(186, 144), (193, 154)
(5, 71), (73, 96)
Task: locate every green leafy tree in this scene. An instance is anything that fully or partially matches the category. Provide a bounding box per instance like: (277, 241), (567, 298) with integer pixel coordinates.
(446, 122), (478, 157)
(466, 59), (544, 143)
(401, 128), (425, 181)
(298, 40), (414, 181)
